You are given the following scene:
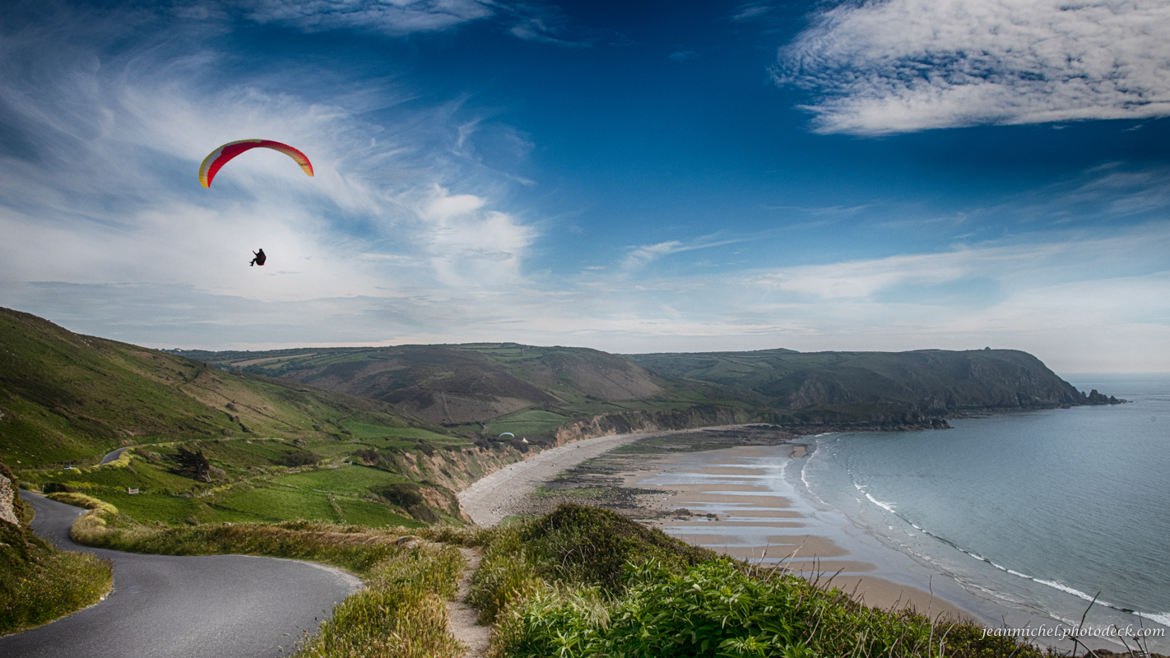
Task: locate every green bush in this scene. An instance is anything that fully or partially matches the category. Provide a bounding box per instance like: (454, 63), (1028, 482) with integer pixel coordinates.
(276, 449), (321, 467)
(371, 483), (425, 509)
(514, 504), (713, 594)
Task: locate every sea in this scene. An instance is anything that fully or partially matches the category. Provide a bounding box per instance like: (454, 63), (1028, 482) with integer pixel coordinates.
(786, 373), (1170, 651)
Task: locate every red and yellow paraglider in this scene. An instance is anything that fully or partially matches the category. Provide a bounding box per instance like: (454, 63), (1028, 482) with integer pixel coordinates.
(198, 139), (313, 188)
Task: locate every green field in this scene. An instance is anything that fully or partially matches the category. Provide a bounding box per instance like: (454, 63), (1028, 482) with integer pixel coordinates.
(271, 464), (410, 494)
(484, 409), (569, 438)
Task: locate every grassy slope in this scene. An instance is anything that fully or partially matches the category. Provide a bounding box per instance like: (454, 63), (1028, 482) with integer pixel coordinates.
(179, 342), (719, 441)
(628, 347), (1094, 422)
(0, 463), (112, 635)
(0, 307), (518, 528)
(185, 342), (1100, 445)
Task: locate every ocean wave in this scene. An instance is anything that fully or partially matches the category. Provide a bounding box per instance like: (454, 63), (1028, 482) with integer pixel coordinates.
(842, 497), (1152, 626)
(977, 560), (1170, 630)
(903, 525), (1170, 632)
(798, 447), (827, 506)
(863, 491), (898, 514)
(1139, 611), (1170, 629)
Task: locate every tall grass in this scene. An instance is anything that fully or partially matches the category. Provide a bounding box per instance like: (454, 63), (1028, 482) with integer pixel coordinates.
(470, 505), (1057, 658)
(296, 544), (466, 658)
(0, 540), (112, 634)
(0, 489), (112, 634)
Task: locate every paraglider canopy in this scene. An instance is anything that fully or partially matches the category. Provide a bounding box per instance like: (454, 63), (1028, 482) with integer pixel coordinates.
(498, 432), (516, 439)
(199, 139), (313, 188)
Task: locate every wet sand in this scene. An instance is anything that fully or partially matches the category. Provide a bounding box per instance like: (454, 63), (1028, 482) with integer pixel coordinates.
(621, 444), (971, 620)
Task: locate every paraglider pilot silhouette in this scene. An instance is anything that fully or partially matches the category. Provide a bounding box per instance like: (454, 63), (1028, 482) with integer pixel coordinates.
(198, 139), (314, 269)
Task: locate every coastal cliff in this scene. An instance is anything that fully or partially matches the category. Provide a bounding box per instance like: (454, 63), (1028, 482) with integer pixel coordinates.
(628, 347), (1121, 420)
(180, 338), (1120, 445)
(553, 405), (750, 445)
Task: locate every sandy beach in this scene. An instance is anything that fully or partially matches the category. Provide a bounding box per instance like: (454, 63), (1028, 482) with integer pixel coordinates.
(457, 429), (680, 526)
(620, 443), (973, 620)
(457, 426), (974, 621)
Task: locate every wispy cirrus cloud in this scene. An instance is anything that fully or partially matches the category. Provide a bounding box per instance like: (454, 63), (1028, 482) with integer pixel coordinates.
(237, 0), (597, 47)
(239, 0), (494, 35)
(621, 235), (749, 270)
(777, 0), (1170, 135)
(731, 2), (772, 23)
(0, 1), (538, 311)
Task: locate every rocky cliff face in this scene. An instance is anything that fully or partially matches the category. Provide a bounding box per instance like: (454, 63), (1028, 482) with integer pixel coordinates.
(554, 406), (749, 445)
(0, 462), (23, 527)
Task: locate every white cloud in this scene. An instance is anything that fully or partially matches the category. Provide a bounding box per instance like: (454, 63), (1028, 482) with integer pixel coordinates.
(779, 0), (1170, 134)
(240, 0), (493, 35)
(622, 235), (751, 271)
(408, 185), (536, 288)
(0, 3), (538, 316)
(623, 241), (684, 269)
(732, 3), (771, 22)
(421, 187), (486, 221)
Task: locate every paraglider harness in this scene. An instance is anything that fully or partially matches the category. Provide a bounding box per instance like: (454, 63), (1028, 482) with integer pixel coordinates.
(251, 249), (266, 267)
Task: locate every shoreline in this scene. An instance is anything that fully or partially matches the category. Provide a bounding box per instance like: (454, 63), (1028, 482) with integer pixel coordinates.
(457, 427), (701, 526)
(457, 423), (1168, 654)
(616, 442), (976, 621)
(457, 425), (975, 621)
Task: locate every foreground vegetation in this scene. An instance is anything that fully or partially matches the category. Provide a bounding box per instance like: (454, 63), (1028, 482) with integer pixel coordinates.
(0, 466), (112, 635)
(471, 505), (1059, 658)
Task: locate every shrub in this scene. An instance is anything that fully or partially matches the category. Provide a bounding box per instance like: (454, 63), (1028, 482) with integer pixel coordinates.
(371, 483), (425, 509)
(276, 449), (320, 467)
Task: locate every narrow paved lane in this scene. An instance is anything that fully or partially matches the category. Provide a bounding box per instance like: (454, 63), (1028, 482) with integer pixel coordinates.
(0, 492), (361, 658)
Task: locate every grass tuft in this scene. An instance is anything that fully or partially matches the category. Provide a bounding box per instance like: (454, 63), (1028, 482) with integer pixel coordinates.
(296, 544), (466, 658)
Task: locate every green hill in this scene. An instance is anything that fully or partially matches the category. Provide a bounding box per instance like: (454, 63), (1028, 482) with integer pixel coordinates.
(627, 347), (1118, 425)
(0, 308), (518, 527)
(174, 343), (723, 440)
(183, 343), (1117, 441)
(0, 308), (442, 465)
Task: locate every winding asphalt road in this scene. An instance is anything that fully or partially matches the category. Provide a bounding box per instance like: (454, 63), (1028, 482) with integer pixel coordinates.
(0, 492), (361, 657)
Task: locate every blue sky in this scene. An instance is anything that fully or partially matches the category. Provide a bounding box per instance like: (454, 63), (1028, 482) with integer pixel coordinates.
(2, 0), (1169, 373)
